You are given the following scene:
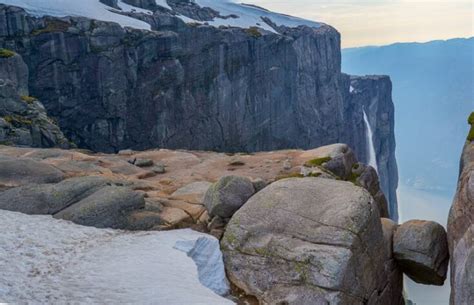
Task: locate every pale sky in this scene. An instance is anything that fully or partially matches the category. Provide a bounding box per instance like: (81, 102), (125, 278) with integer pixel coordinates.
(246, 0), (474, 47)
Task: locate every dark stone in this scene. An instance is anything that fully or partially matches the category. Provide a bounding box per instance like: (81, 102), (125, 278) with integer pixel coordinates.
(54, 186), (146, 229)
(204, 176), (255, 218)
(0, 158), (64, 186)
(0, 176), (110, 214)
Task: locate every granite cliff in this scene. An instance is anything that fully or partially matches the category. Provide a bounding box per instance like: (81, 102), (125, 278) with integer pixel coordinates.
(448, 114), (474, 304)
(0, 1), (398, 218)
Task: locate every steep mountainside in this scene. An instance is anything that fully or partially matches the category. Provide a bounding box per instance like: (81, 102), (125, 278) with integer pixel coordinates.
(448, 116), (474, 305)
(343, 38), (474, 198)
(0, 0), (398, 218)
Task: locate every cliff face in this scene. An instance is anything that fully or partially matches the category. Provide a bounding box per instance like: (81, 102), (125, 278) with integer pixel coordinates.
(0, 46), (69, 148)
(345, 76), (399, 220)
(448, 123), (474, 304)
(0, 3), (398, 218)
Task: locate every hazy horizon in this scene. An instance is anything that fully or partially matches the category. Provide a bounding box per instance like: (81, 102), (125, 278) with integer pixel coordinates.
(247, 0), (473, 48)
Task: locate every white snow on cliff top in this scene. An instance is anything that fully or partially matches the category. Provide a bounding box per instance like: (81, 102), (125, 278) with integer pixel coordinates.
(0, 0), (153, 29)
(0, 0), (322, 32)
(192, 0), (322, 33)
(0, 210), (233, 304)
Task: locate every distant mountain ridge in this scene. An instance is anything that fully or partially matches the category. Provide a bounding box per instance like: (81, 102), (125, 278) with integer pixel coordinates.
(343, 37), (474, 198)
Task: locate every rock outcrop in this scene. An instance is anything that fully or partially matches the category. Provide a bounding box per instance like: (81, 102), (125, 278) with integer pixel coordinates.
(0, 49), (70, 148)
(0, 143), (386, 232)
(448, 114), (474, 304)
(0, 2), (398, 220)
(221, 177), (403, 305)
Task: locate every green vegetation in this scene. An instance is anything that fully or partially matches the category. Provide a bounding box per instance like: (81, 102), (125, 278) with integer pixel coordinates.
(294, 261), (310, 282)
(245, 27), (262, 38)
(254, 247), (271, 257)
(347, 171), (362, 185)
(276, 172), (321, 181)
(304, 156), (332, 167)
(20, 96), (37, 104)
(275, 172), (304, 180)
(187, 22), (201, 28)
(468, 112), (474, 125)
(0, 48), (15, 58)
(3, 115), (32, 127)
(468, 112), (474, 142)
(32, 20), (70, 36)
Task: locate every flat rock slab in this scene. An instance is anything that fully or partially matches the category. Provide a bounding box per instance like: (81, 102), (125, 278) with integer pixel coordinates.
(0, 176), (111, 215)
(0, 210), (232, 305)
(0, 158), (64, 187)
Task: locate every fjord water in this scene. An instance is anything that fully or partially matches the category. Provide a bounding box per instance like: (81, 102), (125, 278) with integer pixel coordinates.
(343, 37), (474, 305)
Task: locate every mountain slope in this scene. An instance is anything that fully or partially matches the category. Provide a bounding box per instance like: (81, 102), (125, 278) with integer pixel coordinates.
(343, 37), (474, 197)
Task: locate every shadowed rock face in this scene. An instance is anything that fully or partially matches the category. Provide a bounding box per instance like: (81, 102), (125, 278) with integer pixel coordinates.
(0, 52), (70, 148)
(0, 4), (398, 219)
(448, 137), (474, 304)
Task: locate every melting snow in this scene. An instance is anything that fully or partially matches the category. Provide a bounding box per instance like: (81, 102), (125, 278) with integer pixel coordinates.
(190, 0), (322, 33)
(0, 210), (232, 304)
(0, 0), (322, 32)
(117, 0), (153, 15)
(0, 0), (151, 29)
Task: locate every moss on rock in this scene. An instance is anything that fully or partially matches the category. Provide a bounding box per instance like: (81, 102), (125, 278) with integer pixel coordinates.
(32, 19), (70, 36)
(245, 27), (262, 38)
(0, 48), (15, 58)
(304, 156), (332, 167)
(20, 96), (37, 104)
(468, 112), (474, 142)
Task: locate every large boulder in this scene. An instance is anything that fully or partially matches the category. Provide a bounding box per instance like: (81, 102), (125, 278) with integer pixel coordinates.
(221, 177), (402, 305)
(54, 186), (145, 229)
(393, 220), (449, 285)
(204, 176), (255, 218)
(0, 158), (64, 187)
(0, 176), (111, 214)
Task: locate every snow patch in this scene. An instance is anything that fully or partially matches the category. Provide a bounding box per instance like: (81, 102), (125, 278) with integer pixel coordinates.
(0, 0), (151, 30)
(175, 237), (230, 296)
(185, 0), (322, 33)
(117, 0), (153, 15)
(155, 0), (172, 10)
(0, 0), (322, 33)
(0, 210), (233, 304)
